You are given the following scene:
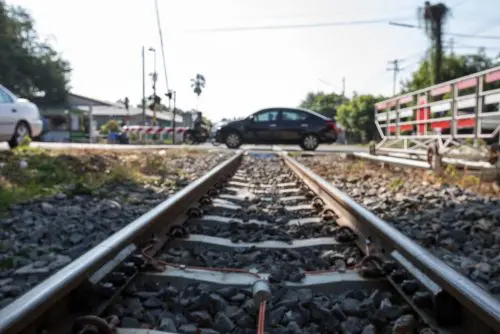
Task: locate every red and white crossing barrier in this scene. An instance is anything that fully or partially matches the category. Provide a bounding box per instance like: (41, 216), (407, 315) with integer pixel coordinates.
(121, 126), (188, 143)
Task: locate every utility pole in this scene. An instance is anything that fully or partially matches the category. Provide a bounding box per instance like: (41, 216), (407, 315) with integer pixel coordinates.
(124, 97), (130, 125)
(341, 77), (345, 97)
(173, 90), (176, 143)
(149, 47), (157, 126)
(142, 46), (146, 125)
(88, 105), (93, 143)
(166, 90), (176, 143)
(152, 73), (157, 126)
(387, 59), (401, 96)
(449, 38), (455, 55)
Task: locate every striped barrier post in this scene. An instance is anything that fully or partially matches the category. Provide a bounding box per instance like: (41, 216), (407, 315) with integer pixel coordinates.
(121, 126), (189, 145)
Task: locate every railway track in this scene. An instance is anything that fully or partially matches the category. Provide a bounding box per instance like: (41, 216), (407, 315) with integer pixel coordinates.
(0, 151), (499, 334)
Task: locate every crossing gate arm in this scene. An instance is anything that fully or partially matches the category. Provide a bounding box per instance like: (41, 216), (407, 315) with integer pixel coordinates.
(373, 66), (500, 164)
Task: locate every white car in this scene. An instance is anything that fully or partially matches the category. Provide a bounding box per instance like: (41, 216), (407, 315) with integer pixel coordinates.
(0, 84), (43, 148)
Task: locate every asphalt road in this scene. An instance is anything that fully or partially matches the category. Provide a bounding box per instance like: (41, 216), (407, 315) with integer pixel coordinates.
(0, 142), (368, 153)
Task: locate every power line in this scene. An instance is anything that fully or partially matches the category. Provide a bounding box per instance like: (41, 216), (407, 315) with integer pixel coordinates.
(450, 0), (470, 9)
(468, 20), (500, 37)
(154, 0), (169, 92)
(230, 5), (418, 21)
(389, 21), (500, 40)
(186, 16), (413, 33)
(318, 78), (341, 90)
(445, 45), (500, 50)
(449, 32), (500, 40)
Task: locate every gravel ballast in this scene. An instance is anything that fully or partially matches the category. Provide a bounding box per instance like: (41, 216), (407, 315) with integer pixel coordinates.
(0, 149), (231, 309)
(297, 154), (500, 298)
(109, 281), (428, 334)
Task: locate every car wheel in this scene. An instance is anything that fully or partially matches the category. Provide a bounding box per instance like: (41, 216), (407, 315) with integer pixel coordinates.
(225, 132), (242, 149)
(301, 134), (319, 151)
(184, 131), (195, 145)
(8, 121), (31, 149)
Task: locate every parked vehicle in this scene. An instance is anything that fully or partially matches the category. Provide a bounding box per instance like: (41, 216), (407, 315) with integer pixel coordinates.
(210, 120), (227, 146)
(0, 84), (43, 148)
(214, 107), (338, 150)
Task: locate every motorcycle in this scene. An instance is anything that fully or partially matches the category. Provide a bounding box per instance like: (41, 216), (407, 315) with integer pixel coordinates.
(183, 120), (226, 146)
(183, 126), (210, 144)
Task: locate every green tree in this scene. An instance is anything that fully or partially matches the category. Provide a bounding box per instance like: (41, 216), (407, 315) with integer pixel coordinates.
(336, 94), (386, 142)
(418, 1), (451, 84)
(190, 73), (206, 108)
(0, 1), (71, 105)
(299, 91), (348, 118)
(401, 51), (494, 92)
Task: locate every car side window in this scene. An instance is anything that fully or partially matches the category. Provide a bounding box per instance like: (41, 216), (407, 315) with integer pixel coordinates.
(254, 110), (279, 122)
(282, 110), (308, 121)
(0, 88), (13, 104)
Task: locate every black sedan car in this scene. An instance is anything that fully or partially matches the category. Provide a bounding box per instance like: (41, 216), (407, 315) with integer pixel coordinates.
(214, 107), (339, 150)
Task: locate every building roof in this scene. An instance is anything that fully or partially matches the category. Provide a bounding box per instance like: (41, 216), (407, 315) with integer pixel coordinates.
(67, 93), (114, 107)
(75, 105), (183, 122)
(68, 92), (182, 122)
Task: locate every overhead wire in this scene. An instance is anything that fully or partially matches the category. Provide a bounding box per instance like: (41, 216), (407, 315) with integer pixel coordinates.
(388, 22), (500, 40)
(450, 0), (470, 9)
(186, 16), (414, 33)
(229, 5), (419, 21)
(154, 0), (170, 92)
(449, 45), (500, 50)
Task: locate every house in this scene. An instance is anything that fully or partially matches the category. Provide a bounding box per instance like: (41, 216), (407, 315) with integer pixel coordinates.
(39, 92), (185, 142)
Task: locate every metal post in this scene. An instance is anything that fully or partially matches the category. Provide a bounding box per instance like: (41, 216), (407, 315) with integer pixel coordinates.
(149, 48), (157, 127)
(396, 99), (400, 138)
(66, 110), (71, 143)
(88, 105), (93, 143)
(142, 46), (146, 126)
(392, 60), (399, 96)
(451, 83), (457, 138)
(152, 75), (157, 127)
(387, 59), (400, 96)
(474, 75), (484, 147)
(385, 106), (390, 137)
(172, 90), (176, 144)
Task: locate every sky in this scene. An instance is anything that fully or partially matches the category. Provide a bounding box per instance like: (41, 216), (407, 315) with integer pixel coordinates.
(7, 0), (500, 122)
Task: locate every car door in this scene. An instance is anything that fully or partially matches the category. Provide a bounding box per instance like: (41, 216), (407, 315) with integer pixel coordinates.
(245, 109), (280, 144)
(0, 88), (17, 141)
(275, 109), (309, 143)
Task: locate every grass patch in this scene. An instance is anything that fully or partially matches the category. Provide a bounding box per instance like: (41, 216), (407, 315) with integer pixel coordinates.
(389, 177), (405, 191)
(0, 147), (210, 213)
(0, 146), (137, 212)
(347, 160), (366, 173)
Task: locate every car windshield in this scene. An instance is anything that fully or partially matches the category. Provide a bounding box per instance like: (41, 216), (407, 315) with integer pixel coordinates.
(0, 85), (18, 100)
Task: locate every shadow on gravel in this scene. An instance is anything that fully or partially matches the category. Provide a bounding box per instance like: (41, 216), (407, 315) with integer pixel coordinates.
(0, 148), (228, 309)
(379, 193), (500, 298)
(296, 155), (500, 298)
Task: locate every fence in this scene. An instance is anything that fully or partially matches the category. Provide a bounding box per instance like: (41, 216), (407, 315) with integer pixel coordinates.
(374, 66), (500, 155)
(121, 126), (188, 144)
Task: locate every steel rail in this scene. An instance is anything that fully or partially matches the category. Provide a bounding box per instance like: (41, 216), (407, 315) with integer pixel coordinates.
(282, 153), (500, 333)
(0, 151), (243, 334)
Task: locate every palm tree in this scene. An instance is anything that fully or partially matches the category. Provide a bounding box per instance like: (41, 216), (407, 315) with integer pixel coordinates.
(418, 1), (451, 84)
(190, 73), (206, 108)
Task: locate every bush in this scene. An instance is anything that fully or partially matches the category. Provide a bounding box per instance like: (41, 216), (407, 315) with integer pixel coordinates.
(100, 120), (120, 134)
(19, 136), (32, 147)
